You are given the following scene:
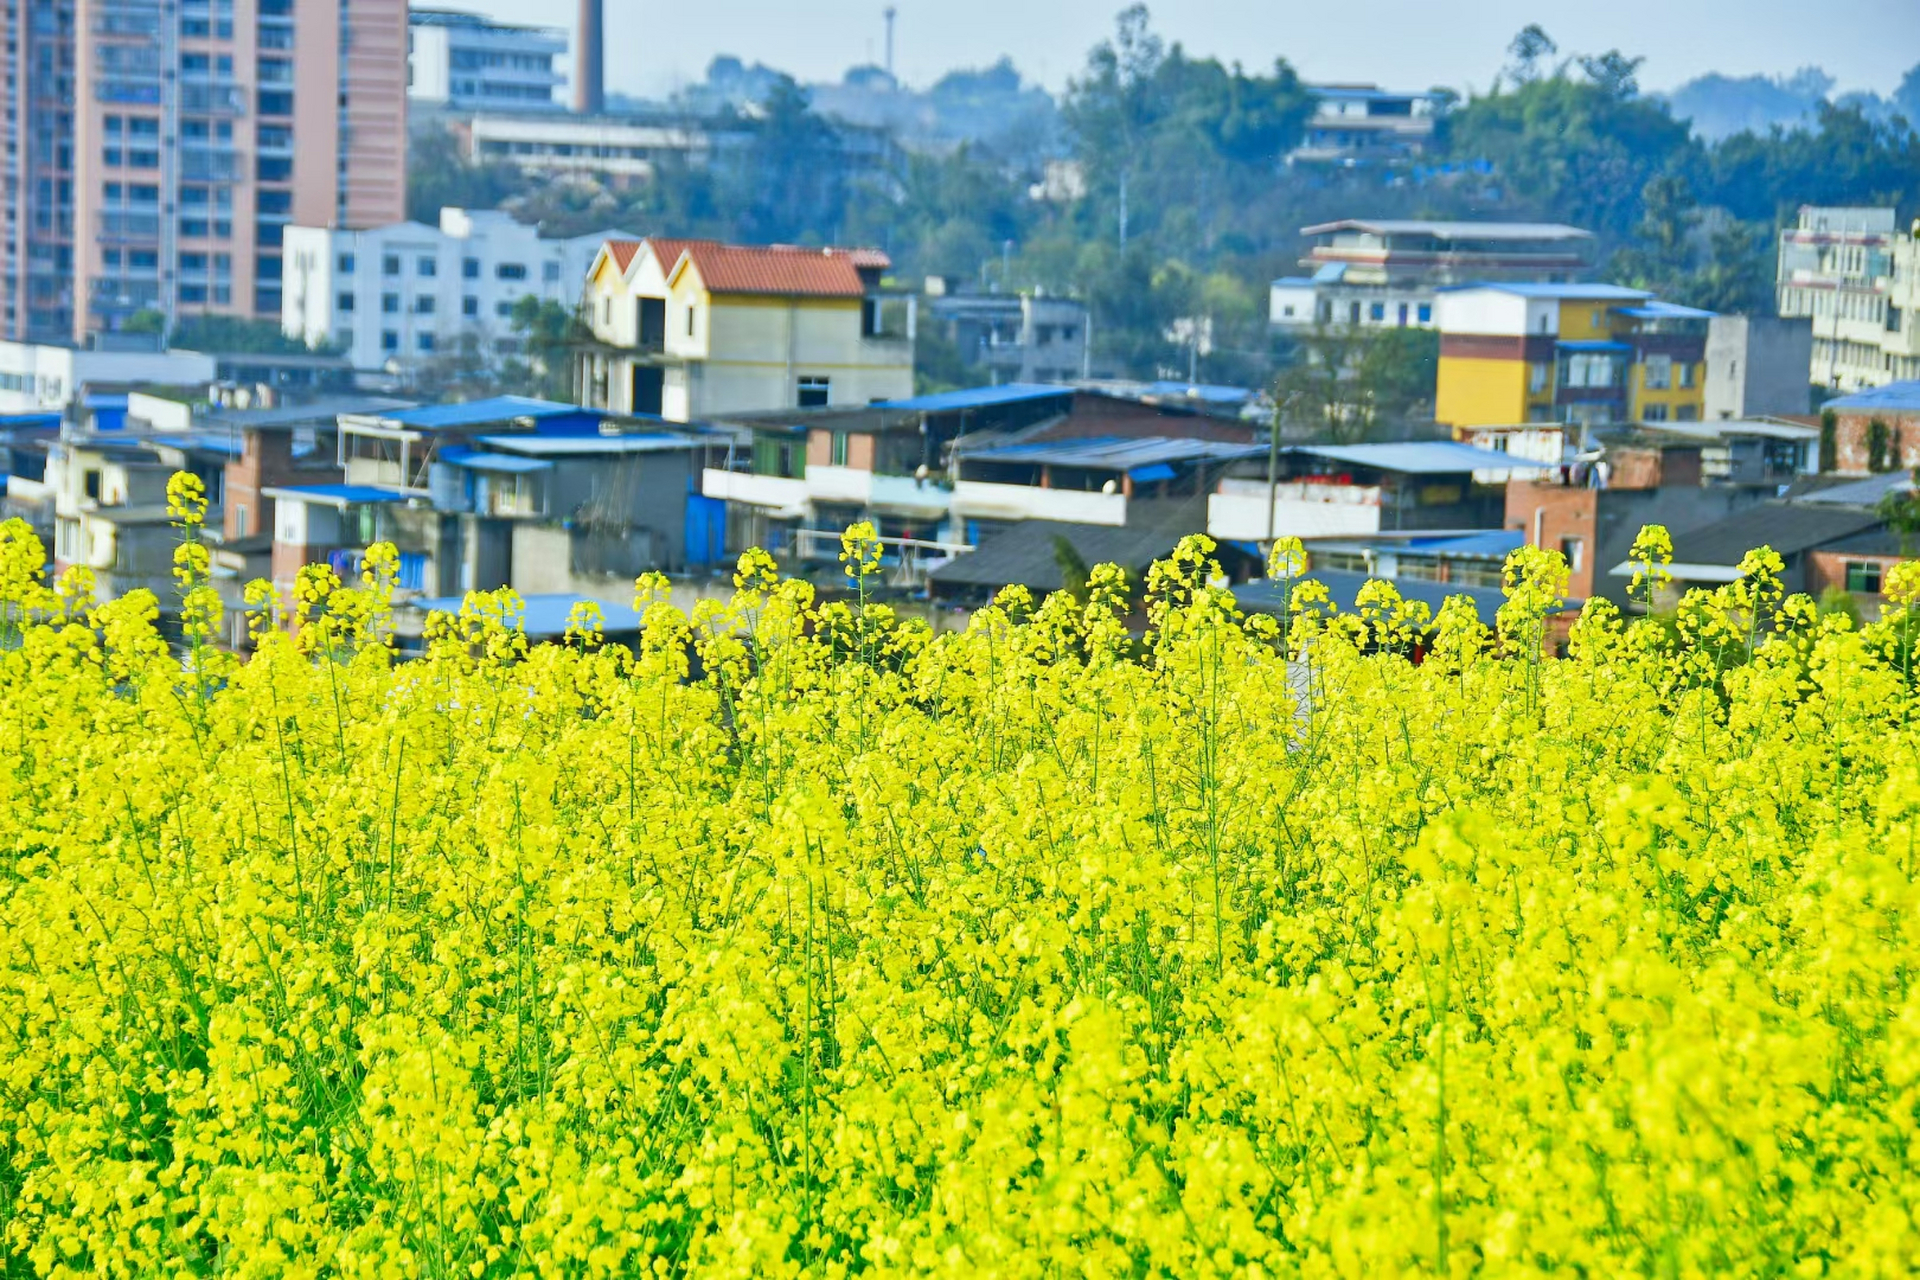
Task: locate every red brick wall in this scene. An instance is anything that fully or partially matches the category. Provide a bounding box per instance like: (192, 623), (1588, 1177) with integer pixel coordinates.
(1831, 409), (1920, 476)
(1505, 481), (1600, 599)
(1807, 549), (1905, 608)
(224, 430), (343, 542)
(1607, 446), (1701, 490)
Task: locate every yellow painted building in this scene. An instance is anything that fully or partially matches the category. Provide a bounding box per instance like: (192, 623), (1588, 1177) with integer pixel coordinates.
(1434, 284), (1711, 431)
(578, 238), (913, 421)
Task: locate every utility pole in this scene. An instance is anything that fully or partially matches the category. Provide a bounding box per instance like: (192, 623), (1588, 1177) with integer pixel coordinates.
(1118, 170), (1129, 251)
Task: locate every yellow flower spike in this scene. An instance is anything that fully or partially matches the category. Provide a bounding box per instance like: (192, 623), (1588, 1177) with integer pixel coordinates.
(1266, 535), (1307, 581)
(165, 470), (208, 527)
(839, 520), (883, 581)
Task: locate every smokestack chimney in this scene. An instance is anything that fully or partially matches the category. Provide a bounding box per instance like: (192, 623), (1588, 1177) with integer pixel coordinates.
(574, 0), (604, 115)
(884, 6), (897, 83)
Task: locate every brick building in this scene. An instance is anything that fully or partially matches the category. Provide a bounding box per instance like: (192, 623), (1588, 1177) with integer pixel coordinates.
(1821, 381), (1920, 475)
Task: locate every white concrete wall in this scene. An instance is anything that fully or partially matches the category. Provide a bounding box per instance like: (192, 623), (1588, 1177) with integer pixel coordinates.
(1207, 480), (1384, 542)
(1436, 289), (1539, 336)
(951, 481), (1126, 527)
(285, 212), (613, 372)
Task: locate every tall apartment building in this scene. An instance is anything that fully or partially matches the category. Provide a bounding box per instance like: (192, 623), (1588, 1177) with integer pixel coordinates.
(1776, 206), (1920, 391)
(283, 207), (624, 371)
(0, 0), (407, 346)
(407, 8), (565, 113)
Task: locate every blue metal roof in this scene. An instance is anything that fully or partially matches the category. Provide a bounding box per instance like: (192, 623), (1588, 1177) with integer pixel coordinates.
(413, 593), (644, 638)
(474, 431), (703, 456)
(0, 412), (61, 430)
(1402, 530), (1526, 557)
(438, 446), (552, 474)
(877, 383), (1073, 413)
(269, 484), (407, 505)
(1616, 301), (1715, 320)
(1286, 441), (1552, 475)
(1310, 262), (1348, 283)
(1825, 380), (1920, 412)
(962, 435), (1264, 469)
(382, 395), (590, 430)
(1557, 340), (1632, 353)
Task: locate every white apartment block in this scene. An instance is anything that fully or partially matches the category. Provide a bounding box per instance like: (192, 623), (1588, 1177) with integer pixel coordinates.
(282, 208), (630, 373)
(457, 115), (713, 183)
(408, 9), (565, 113)
(1776, 206), (1920, 391)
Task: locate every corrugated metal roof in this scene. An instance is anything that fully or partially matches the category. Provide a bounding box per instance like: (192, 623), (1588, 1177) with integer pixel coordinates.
(262, 484), (407, 507)
(1284, 441), (1552, 474)
(878, 383), (1073, 413)
(1795, 471), (1913, 505)
(474, 431), (704, 456)
(1301, 219), (1594, 241)
(1557, 340), (1632, 352)
(382, 396), (588, 429)
(1140, 381), (1253, 404)
(1663, 502), (1884, 567)
(962, 435), (1265, 470)
(1439, 282), (1655, 301)
(929, 504), (1212, 592)
(203, 396), (415, 429)
(437, 446), (552, 474)
(412, 593), (643, 638)
(1824, 380), (1920, 412)
(1616, 301), (1715, 320)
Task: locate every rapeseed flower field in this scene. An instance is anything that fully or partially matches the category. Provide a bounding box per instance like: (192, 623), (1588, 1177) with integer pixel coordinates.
(4, 481), (1920, 1277)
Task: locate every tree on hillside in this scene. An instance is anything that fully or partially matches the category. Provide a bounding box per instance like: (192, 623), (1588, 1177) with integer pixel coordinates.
(1444, 51), (1695, 244)
(407, 127), (531, 224)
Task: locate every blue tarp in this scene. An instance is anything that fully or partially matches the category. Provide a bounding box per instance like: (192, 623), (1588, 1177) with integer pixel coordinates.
(1128, 462), (1177, 484)
(382, 396), (592, 430)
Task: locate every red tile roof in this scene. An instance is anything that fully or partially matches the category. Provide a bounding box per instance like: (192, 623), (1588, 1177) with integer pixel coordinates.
(670, 242), (890, 298)
(603, 240), (643, 272)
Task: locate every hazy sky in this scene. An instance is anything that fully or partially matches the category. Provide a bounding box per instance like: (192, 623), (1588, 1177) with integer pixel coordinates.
(456, 0), (1920, 102)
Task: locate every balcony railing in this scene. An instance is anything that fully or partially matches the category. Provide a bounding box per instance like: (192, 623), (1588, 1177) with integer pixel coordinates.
(97, 210), (162, 242)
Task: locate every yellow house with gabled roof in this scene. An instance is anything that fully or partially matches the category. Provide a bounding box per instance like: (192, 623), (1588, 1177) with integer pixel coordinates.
(577, 238), (913, 422)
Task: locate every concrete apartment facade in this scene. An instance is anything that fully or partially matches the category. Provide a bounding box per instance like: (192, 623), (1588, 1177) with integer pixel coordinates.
(1776, 206), (1920, 392)
(283, 208), (624, 373)
(921, 282), (1088, 385)
(0, 0), (407, 346)
(1290, 86), (1440, 166)
(1702, 315), (1815, 420)
(1270, 220), (1595, 332)
(408, 9), (565, 113)
(580, 238), (914, 422)
(1435, 284), (1711, 430)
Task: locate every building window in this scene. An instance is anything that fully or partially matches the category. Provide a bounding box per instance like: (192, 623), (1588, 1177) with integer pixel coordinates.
(418, 256), (437, 277)
(543, 261), (561, 282)
(382, 293), (399, 314)
(496, 263), (527, 280)
(463, 296), (478, 317)
(1846, 561), (1884, 594)
(687, 306), (697, 337)
(415, 295), (435, 315)
(1677, 361), (1695, 389)
(1528, 362), (1549, 394)
(496, 301), (515, 318)
(1559, 536), (1585, 573)
(338, 291), (355, 312)
(831, 431), (848, 465)
(1674, 404), (1698, 422)
(383, 255), (401, 276)
(1369, 302), (1385, 323)
(1642, 403), (1669, 422)
(84, 469), (102, 501)
(1417, 303), (1432, 324)
(418, 332), (436, 353)
(463, 257), (480, 279)
(798, 376), (830, 408)
(381, 330), (399, 353)
(1643, 353), (1672, 390)
(234, 505), (248, 538)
